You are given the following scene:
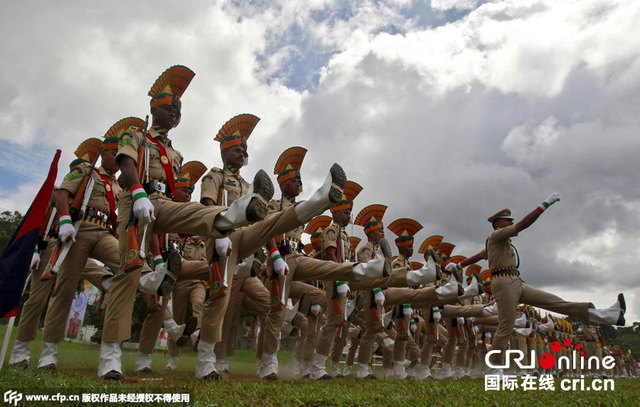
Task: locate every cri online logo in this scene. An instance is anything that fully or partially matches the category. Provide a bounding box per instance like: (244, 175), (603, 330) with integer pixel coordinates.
(539, 338), (580, 369)
(485, 338), (616, 370)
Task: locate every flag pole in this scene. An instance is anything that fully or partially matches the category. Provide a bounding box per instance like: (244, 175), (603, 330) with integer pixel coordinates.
(0, 316), (16, 369)
(0, 271), (31, 369)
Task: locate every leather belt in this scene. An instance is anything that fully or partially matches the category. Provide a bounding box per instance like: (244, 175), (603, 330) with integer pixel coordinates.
(286, 238), (302, 251)
(491, 267), (520, 277)
(276, 237), (302, 256)
(82, 206), (110, 229)
(84, 207), (109, 223)
(144, 179), (173, 198)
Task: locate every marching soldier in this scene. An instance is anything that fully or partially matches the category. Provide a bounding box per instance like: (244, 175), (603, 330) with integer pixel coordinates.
(196, 130), (358, 378)
(257, 149), (392, 380)
(8, 140), (123, 368)
(445, 195), (627, 375)
(292, 216), (332, 377)
(310, 181), (362, 380)
(351, 204), (394, 379)
(135, 161), (208, 373)
(99, 66), (277, 381)
(165, 164), (210, 370)
(36, 134), (122, 370)
(200, 114), (271, 374)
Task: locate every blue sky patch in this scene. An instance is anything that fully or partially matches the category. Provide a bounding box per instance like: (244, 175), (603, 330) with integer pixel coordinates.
(0, 140), (57, 191)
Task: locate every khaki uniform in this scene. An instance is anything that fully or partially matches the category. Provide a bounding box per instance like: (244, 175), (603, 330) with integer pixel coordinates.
(137, 234), (206, 357)
(138, 293), (172, 355)
(16, 238), (109, 343)
(198, 204), (303, 344)
(476, 224), (591, 365)
(201, 166), (270, 360)
(42, 165), (119, 343)
(168, 238), (208, 358)
(258, 200), (359, 358)
(103, 128), (228, 343)
(290, 281), (326, 364)
(408, 316), (426, 362)
(315, 222), (352, 358)
(350, 250), (413, 366)
(218, 276), (270, 359)
(201, 166), (250, 206)
(352, 246), (392, 366)
(389, 256), (413, 366)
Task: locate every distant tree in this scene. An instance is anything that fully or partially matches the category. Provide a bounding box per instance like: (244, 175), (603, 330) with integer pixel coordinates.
(615, 325), (640, 362)
(0, 210), (23, 253)
(599, 323), (617, 344)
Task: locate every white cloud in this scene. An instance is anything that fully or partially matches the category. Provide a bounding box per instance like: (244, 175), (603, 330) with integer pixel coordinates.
(0, 0), (639, 325)
(431, 0), (479, 12)
(501, 116), (562, 170)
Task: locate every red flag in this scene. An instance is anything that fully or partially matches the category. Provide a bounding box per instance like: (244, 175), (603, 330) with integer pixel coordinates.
(0, 150), (61, 317)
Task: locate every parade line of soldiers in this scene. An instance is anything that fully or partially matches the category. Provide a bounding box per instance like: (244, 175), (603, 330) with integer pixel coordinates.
(7, 65), (631, 382)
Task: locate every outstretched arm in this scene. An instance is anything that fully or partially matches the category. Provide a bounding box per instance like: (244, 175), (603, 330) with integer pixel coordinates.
(459, 251), (486, 268)
(515, 192), (560, 232)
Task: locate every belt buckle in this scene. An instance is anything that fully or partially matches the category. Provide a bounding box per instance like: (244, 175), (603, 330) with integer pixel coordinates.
(154, 181), (166, 194)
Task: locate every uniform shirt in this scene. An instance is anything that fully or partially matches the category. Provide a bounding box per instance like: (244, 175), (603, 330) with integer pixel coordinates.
(59, 164), (120, 215)
(306, 249), (322, 259)
(391, 254), (408, 272)
(267, 196), (303, 242)
(475, 224), (519, 271)
(182, 238), (207, 261)
(200, 166), (249, 205)
(117, 127), (183, 185)
(356, 241), (377, 263)
(321, 221), (350, 263)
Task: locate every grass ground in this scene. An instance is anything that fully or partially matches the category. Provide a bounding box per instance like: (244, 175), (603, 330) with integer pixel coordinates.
(1, 324), (638, 406)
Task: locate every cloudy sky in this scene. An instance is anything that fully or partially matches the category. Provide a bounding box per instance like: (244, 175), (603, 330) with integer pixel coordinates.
(1, 0), (639, 324)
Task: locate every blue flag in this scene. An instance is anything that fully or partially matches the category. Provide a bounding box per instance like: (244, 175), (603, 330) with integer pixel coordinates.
(0, 150), (61, 318)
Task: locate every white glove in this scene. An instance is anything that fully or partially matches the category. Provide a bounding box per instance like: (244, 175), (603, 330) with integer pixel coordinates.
(272, 256), (288, 276)
(382, 337), (395, 351)
(30, 251), (41, 270)
(466, 317), (475, 324)
(410, 321), (417, 333)
(374, 289), (385, 306)
(133, 196), (155, 224)
(59, 222), (76, 243)
(432, 308), (441, 323)
(336, 282), (349, 297)
(457, 317), (465, 326)
(269, 247), (288, 276)
(444, 262), (459, 273)
(472, 325), (479, 335)
(540, 192), (560, 210)
(310, 304), (321, 316)
(215, 237), (233, 257)
(403, 305), (413, 316)
(154, 261), (165, 273)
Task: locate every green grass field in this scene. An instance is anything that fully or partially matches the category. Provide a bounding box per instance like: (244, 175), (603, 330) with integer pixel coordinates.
(1, 324), (638, 406)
